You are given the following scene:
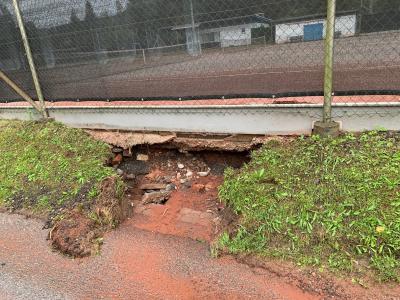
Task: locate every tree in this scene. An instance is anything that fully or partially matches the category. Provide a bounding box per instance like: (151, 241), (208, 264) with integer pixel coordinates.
(70, 9), (80, 24)
(116, 0), (124, 14)
(82, 1), (97, 53)
(84, 0), (96, 22)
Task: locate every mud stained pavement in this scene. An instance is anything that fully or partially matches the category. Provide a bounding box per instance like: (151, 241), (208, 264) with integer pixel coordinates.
(0, 213), (317, 300)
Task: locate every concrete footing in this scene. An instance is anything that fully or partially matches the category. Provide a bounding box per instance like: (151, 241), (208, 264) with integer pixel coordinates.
(312, 121), (340, 137)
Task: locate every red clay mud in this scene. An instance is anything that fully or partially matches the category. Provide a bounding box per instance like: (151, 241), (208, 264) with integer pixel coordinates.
(132, 175), (223, 241)
(50, 176), (130, 257)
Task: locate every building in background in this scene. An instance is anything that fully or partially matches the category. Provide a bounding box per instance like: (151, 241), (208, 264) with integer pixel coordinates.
(172, 14), (271, 55)
(200, 14), (271, 48)
(275, 12), (357, 44)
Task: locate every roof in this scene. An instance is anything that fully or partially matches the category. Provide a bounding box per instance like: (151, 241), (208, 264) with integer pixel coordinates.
(171, 23), (201, 30)
(171, 13), (271, 31)
(274, 10), (358, 25)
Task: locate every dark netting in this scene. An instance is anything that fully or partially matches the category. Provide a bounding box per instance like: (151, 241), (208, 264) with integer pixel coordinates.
(0, 0), (399, 102)
(0, 0), (36, 101)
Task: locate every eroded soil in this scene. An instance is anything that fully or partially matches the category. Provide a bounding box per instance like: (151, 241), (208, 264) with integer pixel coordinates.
(121, 146), (248, 242)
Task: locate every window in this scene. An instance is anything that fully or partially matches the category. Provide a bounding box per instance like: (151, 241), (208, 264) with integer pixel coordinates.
(242, 28), (246, 34)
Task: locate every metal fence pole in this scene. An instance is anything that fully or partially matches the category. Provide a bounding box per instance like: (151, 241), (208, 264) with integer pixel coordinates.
(323, 0), (336, 123)
(313, 0), (340, 137)
(0, 70), (43, 112)
(12, 0), (48, 118)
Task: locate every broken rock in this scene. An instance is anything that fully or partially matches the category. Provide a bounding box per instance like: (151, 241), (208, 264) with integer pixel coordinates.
(166, 183), (177, 191)
(126, 174), (135, 180)
(142, 191), (171, 205)
(177, 163), (185, 169)
(112, 147), (123, 154)
(197, 169), (211, 177)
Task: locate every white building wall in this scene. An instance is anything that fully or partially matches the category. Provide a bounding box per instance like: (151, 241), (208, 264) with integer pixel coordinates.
(275, 14), (357, 44)
(220, 27), (252, 47)
(199, 23), (267, 48)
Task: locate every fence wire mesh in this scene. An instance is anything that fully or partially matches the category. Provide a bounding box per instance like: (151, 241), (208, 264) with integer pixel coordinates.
(0, 0), (399, 108)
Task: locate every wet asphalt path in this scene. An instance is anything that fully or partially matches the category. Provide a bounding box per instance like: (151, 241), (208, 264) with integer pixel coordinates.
(0, 213), (316, 300)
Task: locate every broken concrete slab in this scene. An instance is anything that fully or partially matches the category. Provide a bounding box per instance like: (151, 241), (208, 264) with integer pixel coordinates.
(86, 130), (176, 149)
(139, 183), (168, 191)
(177, 208), (214, 227)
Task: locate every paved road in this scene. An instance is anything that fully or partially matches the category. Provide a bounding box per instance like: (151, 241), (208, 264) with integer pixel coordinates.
(2, 212), (400, 299)
(0, 213), (316, 300)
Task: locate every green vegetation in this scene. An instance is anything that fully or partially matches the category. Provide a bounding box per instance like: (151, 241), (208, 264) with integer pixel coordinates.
(0, 120), (114, 214)
(218, 131), (400, 282)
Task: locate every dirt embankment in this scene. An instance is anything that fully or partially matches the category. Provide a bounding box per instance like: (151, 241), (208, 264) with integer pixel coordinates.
(50, 176), (130, 257)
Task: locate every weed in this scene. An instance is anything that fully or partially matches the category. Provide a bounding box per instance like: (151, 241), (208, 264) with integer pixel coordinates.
(218, 132), (400, 282)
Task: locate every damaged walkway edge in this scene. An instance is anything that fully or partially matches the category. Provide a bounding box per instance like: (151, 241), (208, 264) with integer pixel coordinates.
(1, 104), (400, 134)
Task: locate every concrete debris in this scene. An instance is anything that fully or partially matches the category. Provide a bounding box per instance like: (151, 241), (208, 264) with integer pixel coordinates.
(116, 169), (124, 176)
(166, 183), (177, 191)
(139, 183), (167, 191)
(186, 170), (193, 178)
(142, 191), (171, 205)
(137, 154), (149, 161)
(178, 208), (214, 227)
(126, 174), (135, 180)
(112, 147), (123, 153)
(177, 163), (185, 169)
(197, 169), (211, 177)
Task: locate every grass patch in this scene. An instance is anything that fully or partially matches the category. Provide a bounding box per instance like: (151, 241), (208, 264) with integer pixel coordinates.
(0, 120), (115, 215)
(218, 131), (400, 282)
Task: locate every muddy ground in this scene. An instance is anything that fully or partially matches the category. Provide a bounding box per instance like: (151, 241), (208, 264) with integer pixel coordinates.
(4, 136), (400, 299)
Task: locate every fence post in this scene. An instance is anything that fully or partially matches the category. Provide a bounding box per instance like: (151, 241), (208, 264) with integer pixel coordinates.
(142, 49), (146, 65)
(0, 70), (43, 112)
(313, 0), (340, 137)
(12, 0), (48, 118)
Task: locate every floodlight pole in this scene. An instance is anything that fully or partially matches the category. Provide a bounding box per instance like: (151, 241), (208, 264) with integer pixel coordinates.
(189, 0), (201, 55)
(12, 0), (48, 118)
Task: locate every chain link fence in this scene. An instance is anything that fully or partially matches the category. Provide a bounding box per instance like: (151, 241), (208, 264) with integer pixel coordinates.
(0, 0), (399, 114)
